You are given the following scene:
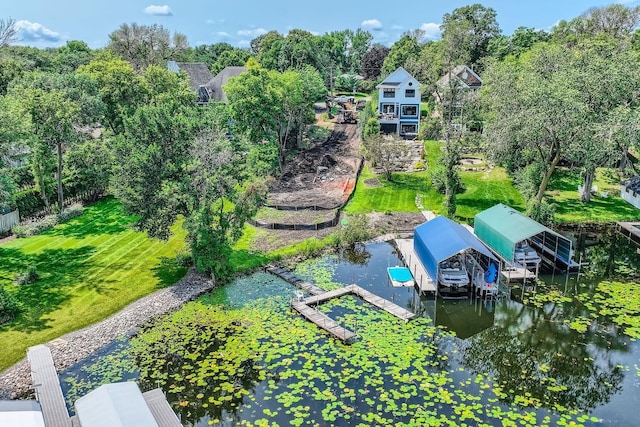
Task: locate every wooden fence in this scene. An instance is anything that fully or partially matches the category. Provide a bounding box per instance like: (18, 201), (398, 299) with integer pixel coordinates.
(0, 210), (19, 233)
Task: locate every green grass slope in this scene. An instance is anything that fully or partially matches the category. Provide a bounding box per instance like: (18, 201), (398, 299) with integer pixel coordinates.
(0, 197), (187, 371)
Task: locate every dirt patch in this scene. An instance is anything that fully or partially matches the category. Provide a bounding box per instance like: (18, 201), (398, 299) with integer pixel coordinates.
(268, 124), (362, 208)
(364, 178), (382, 188)
(366, 212), (426, 235)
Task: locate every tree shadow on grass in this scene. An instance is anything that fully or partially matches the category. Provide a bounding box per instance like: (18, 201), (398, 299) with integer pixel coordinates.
(554, 195), (640, 221)
(151, 257), (189, 289)
(0, 245), (96, 333)
(47, 197), (134, 239)
(456, 196), (524, 223)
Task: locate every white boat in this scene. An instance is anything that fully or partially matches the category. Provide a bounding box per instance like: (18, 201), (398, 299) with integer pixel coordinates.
(514, 241), (541, 265)
(438, 257), (470, 288)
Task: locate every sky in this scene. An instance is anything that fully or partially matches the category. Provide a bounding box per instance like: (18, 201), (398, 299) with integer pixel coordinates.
(4, 0), (640, 49)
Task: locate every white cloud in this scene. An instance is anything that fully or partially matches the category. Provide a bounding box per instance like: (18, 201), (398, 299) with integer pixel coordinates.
(144, 5), (173, 16)
(216, 31), (230, 37)
(419, 22), (441, 40)
(237, 28), (268, 37)
(15, 20), (63, 43)
(237, 40), (251, 48)
(361, 19), (383, 31)
(391, 24), (404, 31)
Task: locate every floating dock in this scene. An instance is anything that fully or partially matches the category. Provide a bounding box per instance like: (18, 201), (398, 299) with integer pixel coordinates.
(395, 239), (437, 293)
(266, 266), (325, 295)
(270, 267), (416, 341)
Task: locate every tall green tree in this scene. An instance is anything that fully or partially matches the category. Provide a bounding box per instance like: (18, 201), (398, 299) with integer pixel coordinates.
(380, 32), (421, 77)
(0, 95), (32, 210)
(482, 44), (583, 207)
(441, 3), (501, 68)
(111, 104), (265, 279)
(225, 64), (324, 171)
(78, 51), (146, 134)
(17, 89), (81, 211)
(108, 23), (189, 72)
(8, 70), (104, 210)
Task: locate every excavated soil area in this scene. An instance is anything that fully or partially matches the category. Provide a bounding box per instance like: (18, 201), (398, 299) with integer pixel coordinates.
(267, 124), (362, 209)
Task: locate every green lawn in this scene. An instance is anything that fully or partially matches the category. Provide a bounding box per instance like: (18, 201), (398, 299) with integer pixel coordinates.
(345, 140), (525, 221)
(0, 197), (187, 371)
(344, 166), (442, 214)
(546, 167), (640, 223)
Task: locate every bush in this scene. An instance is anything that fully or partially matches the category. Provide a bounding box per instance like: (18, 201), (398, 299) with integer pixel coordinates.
(13, 188), (52, 219)
(332, 214), (372, 248)
(12, 203), (84, 238)
(175, 248), (194, 267)
(526, 199), (556, 226)
(0, 286), (19, 325)
(430, 166), (464, 195)
(57, 203), (84, 222)
(14, 265), (39, 285)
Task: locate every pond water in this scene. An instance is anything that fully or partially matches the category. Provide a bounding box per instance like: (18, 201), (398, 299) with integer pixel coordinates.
(59, 226), (640, 426)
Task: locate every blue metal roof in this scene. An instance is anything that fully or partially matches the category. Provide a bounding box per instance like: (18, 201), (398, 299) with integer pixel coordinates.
(413, 216), (497, 280)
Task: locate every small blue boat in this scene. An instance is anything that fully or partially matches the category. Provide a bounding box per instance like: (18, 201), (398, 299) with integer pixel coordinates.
(387, 267), (414, 287)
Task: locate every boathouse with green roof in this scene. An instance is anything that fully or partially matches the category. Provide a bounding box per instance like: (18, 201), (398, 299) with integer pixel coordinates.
(474, 204), (575, 268)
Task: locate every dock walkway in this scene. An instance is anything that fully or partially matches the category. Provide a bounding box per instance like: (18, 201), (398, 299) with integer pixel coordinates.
(266, 265), (325, 295)
(395, 239), (437, 293)
(270, 267), (415, 341)
(501, 262), (536, 282)
(27, 345), (71, 427)
(291, 302), (357, 340)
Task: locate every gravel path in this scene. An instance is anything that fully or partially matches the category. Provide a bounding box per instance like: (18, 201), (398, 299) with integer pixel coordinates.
(0, 269), (215, 399)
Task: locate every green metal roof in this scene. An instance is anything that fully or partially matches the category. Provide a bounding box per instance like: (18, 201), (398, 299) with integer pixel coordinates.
(474, 204), (566, 262)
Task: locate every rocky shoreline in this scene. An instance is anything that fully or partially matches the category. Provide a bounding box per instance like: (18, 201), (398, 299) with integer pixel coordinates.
(0, 269), (215, 400)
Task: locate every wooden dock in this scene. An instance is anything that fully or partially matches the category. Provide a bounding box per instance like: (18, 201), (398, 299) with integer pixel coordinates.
(349, 284), (415, 321)
(395, 239), (437, 293)
(501, 262), (536, 282)
(270, 266), (416, 341)
(617, 222), (640, 244)
(266, 265), (325, 295)
(291, 301), (357, 340)
(27, 345), (71, 427)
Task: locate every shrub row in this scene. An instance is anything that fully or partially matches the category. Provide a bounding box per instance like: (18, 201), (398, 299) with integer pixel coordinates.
(12, 203), (84, 238)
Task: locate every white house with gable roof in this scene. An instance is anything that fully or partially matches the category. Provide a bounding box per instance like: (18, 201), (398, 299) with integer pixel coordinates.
(376, 67), (421, 137)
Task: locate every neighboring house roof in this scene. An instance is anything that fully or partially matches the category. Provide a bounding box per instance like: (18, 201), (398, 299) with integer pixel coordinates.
(377, 66), (421, 89)
(437, 65), (482, 89)
(623, 176), (640, 193)
(167, 61), (214, 93)
(205, 66), (248, 102)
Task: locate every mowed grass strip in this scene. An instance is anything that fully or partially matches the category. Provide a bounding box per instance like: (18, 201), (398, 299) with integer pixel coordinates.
(0, 197), (187, 371)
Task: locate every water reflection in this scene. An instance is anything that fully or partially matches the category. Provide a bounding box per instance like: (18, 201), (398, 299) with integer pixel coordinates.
(460, 298), (627, 412)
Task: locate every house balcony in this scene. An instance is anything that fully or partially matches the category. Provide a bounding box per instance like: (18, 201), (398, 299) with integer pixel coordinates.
(378, 112), (399, 122)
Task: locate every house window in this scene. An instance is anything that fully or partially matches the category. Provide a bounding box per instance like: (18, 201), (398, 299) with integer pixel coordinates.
(405, 89), (415, 98)
(401, 124), (417, 134)
(382, 104), (395, 114)
(383, 88), (395, 98)
(401, 105), (417, 117)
